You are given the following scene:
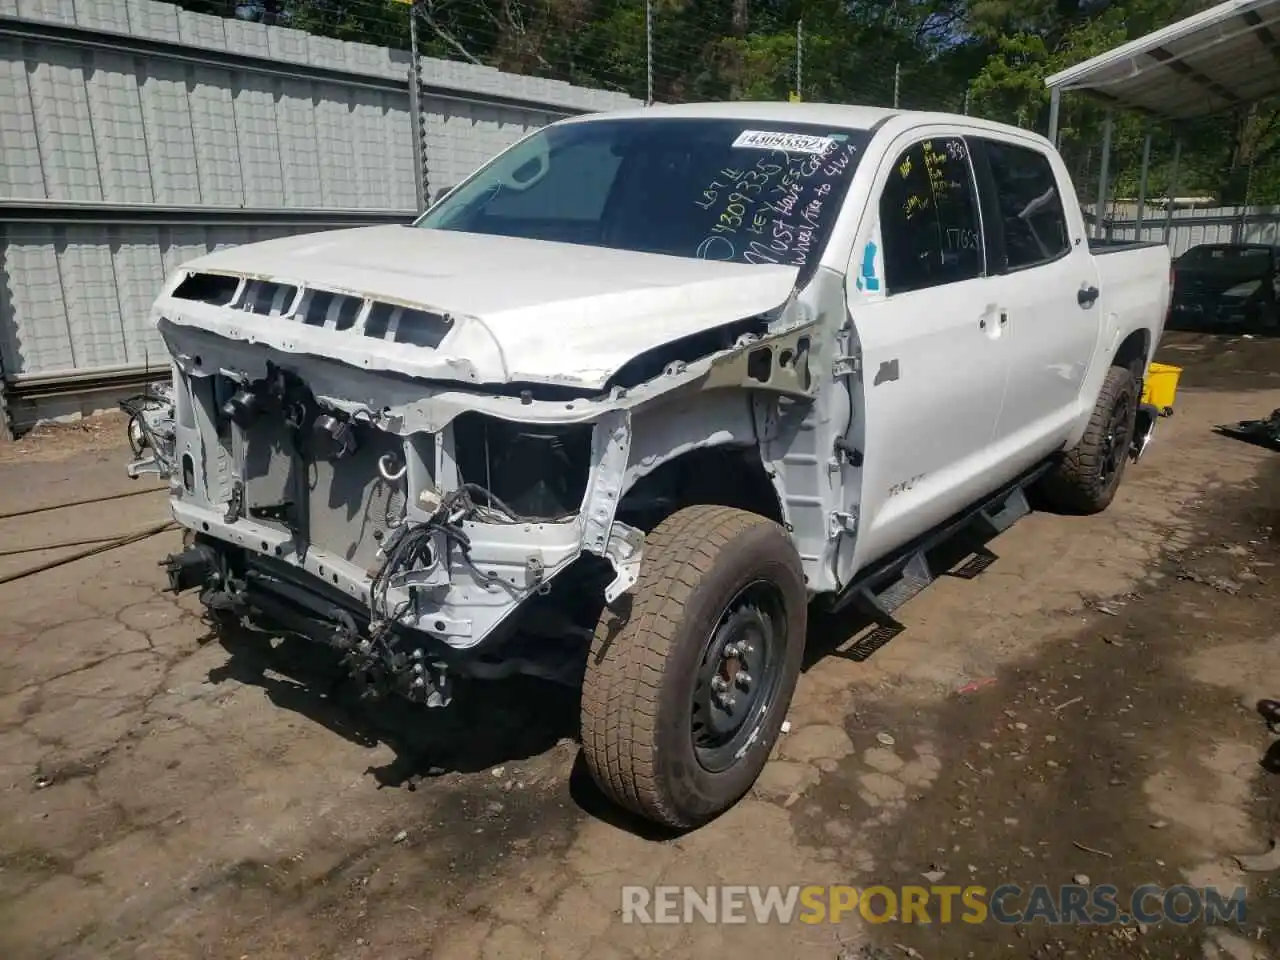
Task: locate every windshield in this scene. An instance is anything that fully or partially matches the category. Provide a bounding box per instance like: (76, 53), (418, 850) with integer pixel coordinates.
(415, 117), (872, 270)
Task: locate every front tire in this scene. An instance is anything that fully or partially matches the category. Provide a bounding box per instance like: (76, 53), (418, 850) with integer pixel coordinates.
(580, 505), (807, 829)
(1038, 365), (1138, 515)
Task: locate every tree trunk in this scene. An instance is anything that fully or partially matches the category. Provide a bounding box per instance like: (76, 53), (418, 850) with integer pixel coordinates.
(728, 0), (748, 99)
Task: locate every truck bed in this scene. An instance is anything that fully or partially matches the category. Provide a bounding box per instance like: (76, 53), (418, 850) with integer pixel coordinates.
(1090, 240), (1172, 358)
(1088, 238), (1167, 255)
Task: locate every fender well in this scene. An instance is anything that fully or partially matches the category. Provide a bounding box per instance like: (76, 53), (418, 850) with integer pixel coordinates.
(1112, 328), (1151, 380)
(616, 444), (784, 533)
(615, 388), (784, 532)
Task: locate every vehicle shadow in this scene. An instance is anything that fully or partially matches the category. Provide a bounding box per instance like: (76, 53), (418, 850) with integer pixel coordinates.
(204, 621), (579, 788)
(199, 523), (1008, 831)
(562, 532), (1013, 839)
(802, 529), (995, 669)
(565, 752), (689, 841)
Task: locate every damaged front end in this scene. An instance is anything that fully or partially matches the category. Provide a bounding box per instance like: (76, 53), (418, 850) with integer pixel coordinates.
(144, 352), (644, 707)
(135, 253), (818, 708)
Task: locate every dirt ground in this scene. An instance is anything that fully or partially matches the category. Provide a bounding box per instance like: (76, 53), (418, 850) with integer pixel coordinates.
(1, 331), (1278, 960)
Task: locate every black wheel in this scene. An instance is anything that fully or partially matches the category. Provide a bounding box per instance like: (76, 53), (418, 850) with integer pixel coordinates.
(1252, 300), (1279, 335)
(580, 505), (807, 829)
(1037, 365), (1138, 515)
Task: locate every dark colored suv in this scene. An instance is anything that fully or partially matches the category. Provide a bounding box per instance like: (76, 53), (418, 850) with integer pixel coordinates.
(1170, 243), (1280, 332)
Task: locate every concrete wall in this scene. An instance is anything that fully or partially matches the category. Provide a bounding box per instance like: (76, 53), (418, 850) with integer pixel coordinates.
(0, 0), (638, 430)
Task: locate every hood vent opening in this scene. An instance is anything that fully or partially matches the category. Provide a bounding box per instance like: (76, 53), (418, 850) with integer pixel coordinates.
(365, 302), (452, 349)
(237, 279), (298, 317)
(296, 288), (363, 331)
(172, 272), (240, 306)
(168, 271), (452, 349)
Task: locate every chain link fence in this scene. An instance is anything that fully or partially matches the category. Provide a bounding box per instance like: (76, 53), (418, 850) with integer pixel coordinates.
(173, 1), (996, 111)
(150, 0), (1280, 216)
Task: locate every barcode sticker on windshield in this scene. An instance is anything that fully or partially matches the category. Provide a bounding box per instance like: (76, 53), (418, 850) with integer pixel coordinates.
(731, 130), (835, 155)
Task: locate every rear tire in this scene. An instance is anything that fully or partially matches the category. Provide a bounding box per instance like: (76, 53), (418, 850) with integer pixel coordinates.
(580, 505), (807, 829)
(1037, 365), (1138, 515)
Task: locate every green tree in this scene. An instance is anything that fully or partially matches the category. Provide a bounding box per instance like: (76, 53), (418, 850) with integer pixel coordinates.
(168, 0), (1280, 203)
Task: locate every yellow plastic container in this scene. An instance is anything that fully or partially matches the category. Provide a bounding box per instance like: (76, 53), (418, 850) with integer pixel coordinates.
(1142, 362), (1182, 414)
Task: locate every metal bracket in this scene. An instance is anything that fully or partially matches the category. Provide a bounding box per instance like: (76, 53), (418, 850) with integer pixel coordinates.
(832, 353), (861, 378)
(249, 500), (297, 526)
(525, 554), (545, 588)
(126, 454), (167, 479)
(582, 410), (631, 558)
(833, 437), (864, 467)
(828, 509), (858, 540)
(224, 479), (245, 523)
(603, 521), (644, 604)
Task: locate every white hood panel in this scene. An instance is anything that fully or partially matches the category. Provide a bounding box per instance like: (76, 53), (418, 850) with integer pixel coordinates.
(161, 225), (801, 389)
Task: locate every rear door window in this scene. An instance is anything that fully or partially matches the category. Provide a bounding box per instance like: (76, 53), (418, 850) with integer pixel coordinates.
(980, 140), (1071, 271)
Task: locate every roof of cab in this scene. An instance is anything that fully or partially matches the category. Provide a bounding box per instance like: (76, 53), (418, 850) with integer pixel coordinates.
(559, 100), (1057, 150)
(560, 100), (900, 130)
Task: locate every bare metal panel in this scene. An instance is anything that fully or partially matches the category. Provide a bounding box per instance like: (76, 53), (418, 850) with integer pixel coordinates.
(241, 417), (413, 571)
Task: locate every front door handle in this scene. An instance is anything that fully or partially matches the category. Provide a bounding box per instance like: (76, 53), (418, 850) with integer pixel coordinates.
(1078, 285), (1100, 306)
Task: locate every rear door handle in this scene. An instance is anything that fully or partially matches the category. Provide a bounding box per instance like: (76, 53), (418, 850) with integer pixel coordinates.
(1078, 285), (1100, 306)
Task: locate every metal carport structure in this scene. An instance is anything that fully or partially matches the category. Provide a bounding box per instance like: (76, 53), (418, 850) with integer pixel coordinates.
(1045, 0), (1280, 240)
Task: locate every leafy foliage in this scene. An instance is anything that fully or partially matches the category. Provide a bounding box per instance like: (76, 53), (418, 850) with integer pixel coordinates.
(178, 0), (1280, 203)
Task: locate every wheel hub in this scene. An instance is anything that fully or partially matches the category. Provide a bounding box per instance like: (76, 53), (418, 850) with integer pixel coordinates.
(1100, 390), (1134, 483)
(690, 582), (788, 773)
(705, 617), (763, 729)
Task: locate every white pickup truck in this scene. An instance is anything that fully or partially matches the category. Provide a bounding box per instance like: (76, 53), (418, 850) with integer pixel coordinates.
(130, 102), (1171, 829)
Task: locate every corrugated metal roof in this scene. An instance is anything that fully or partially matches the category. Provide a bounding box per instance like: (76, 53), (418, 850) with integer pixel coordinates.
(1044, 0), (1280, 120)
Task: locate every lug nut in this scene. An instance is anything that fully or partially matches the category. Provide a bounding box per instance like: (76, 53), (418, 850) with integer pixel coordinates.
(711, 676), (729, 693)
(718, 694), (737, 710)
(735, 672), (752, 691)
(723, 643), (741, 659)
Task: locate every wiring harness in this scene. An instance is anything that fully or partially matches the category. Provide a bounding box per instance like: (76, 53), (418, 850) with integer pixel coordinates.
(119, 384), (176, 474)
(367, 482), (526, 628)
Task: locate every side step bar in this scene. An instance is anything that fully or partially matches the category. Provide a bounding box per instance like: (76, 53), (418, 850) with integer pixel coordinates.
(830, 465), (1045, 621)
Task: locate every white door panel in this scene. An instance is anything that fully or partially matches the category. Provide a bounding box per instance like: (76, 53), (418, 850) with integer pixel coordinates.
(993, 250), (1100, 449)
(836, 129), (1012, 583)
(974, 136), (1103, 455)
(843, 277), (1010, 575)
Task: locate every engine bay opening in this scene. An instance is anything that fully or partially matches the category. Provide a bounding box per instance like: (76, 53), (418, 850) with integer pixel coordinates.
(452, 412), (592, 521)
